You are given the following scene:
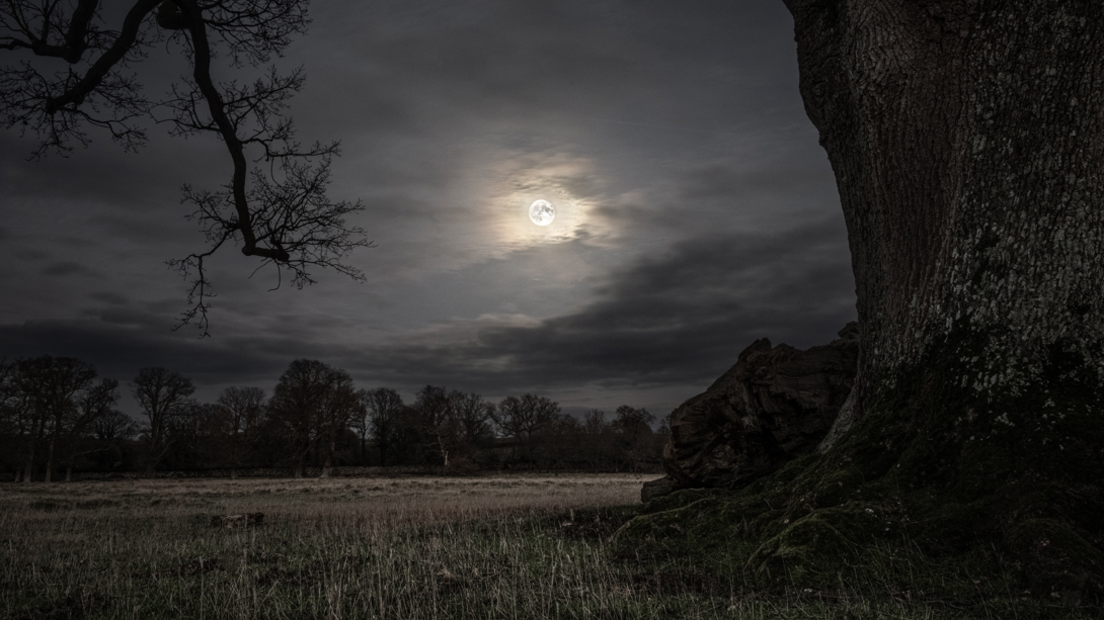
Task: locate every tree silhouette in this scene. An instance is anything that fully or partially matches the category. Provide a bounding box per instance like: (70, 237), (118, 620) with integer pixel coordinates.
(90, 408), (139, 442)
(491, 393), (560, 466)
(268, 359), (357, 477)
(216, 385), (265, 477)
(57, 375), (120, 481)
(581, 408), (612, 472)
(610, 405), (654, 473)
(0, 0), (370, 334)
(449, 391), (494, 445)
(446, 390), (495, 472)
(8, 356), (115, 482)
(359, 387), (404, 466)
(132, 366), (194, 476)
(412, 385), (458, 470)
(88, 407), (139, 471)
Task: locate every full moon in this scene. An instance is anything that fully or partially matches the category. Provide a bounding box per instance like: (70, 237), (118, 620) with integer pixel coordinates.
(528, 199), (555, 226)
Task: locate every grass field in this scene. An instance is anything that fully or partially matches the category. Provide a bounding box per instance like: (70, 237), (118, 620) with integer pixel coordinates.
(0, 474), (1094, 619)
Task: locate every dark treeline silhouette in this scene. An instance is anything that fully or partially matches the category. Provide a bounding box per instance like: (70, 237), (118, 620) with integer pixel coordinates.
(0, 356), (667, 481)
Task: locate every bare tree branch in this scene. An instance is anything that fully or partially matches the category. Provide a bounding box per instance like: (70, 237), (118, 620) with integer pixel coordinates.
(1, 0), (370, 335)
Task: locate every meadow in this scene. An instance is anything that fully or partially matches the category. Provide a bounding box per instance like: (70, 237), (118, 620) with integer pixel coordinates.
(0, 474), (1094, 619)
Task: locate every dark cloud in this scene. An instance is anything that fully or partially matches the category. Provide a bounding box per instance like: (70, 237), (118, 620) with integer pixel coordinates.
(0, 1), (853, 417)
(679, 163), (836, 204)
(89, 292), (128, 306)
(335, 217), (855, 402)
(0, 216), (853, 415)
(15, 248), (49, 261)
(42, 261), (98, 277)
(0, 317), (287, 392)
(0, 130), (219, 208)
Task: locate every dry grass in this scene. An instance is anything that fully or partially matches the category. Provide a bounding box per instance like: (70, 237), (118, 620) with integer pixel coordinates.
(1, 474), (662, 620)
(1, 474), (641, 529)
(1, 474), (1089, 619)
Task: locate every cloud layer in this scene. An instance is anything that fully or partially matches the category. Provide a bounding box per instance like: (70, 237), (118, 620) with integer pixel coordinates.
(0, 1), (854, 416)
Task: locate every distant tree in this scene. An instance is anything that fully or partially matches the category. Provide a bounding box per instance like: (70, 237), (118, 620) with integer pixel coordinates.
(132, 366), (195, 476)
(611, 405), (656, 473)
(12, 356), (111, 482)
(450, 391), (494, 441)
(267, 359), (358, 477)
(91, 409), (140, 443)
(412, 385), (459, 470)
(267, 361), (323, 477)
(359, 387), (404, 466)
(351, 390), (370, 464)
(447, 390), (496, 472)
(57, 377), (121, 481)
(177, 401), (227, 469)
(536, 412), (583, 471)
(404, 386), (494, 472)
(0, 359), (22, 476)
(88, 408), (139, 472)
(0, 0), (370, 334)
(656, 412), (672, 435)
(216, 386), (266, 478)
(243, 412), (289, 469)
(491, 394), (560, 467)
(581, 408), (613, 472)
(316, 374), (360, 477)
(582, 409), (607, 435)
(611, 405), (655, 433)
(389, 405), (429, 466)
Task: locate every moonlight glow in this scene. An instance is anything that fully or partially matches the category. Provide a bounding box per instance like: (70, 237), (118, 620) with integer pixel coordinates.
(528, 199), (555, 226)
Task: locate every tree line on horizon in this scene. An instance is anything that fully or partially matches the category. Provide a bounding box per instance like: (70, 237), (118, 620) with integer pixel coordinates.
(0, 355), (668, 482)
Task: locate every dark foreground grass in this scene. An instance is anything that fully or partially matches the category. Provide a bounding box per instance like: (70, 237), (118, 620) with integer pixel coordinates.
(0, 476), (1096, 619)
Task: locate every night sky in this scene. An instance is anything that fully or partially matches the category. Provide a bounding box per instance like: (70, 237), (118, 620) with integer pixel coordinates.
(0, 1), (856, 419)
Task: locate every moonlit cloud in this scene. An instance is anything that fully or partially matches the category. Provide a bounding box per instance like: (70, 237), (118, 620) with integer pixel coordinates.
(0, 1), (855, 417)
(483, 151), (619, 251)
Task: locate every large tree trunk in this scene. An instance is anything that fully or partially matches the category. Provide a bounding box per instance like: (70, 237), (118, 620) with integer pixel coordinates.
(781, 0), (1104, 598)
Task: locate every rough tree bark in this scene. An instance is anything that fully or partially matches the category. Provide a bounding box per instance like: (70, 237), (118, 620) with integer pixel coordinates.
(778, 0), (1104, 599)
